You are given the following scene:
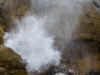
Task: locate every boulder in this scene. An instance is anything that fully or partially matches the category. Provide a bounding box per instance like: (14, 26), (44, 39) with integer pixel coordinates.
(0, 46), (28, 75)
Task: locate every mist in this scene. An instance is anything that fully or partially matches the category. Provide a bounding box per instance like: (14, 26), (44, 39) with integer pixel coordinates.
(31, 0), (91, 39)
(30, 0), (91, 52)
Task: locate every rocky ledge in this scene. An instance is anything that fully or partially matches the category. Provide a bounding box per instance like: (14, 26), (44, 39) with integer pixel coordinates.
(0, 46), (28, 75)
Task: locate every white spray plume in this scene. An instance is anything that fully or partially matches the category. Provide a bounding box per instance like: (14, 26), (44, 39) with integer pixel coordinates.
(3, 14), (61, 72)
(3, 0), (91, 73)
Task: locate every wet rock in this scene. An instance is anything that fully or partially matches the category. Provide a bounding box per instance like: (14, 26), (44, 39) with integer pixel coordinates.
(0, 46), (28, 75)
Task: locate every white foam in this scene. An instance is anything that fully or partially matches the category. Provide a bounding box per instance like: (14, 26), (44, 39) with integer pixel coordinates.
(3, 14), (61, 72)
(54, 73), (65, 75)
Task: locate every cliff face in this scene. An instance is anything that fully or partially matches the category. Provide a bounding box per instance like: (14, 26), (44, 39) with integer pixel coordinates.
(50, 2), (100, 75)
(0, 0), (30, 75)
(0, 0), (100, 75)
(0, 46), (28, 75)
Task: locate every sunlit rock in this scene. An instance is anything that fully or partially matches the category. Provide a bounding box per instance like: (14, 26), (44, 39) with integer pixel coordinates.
(0, 46), (28, 75)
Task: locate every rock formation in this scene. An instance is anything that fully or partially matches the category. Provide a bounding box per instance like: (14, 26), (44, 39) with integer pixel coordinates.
(0, 46), (28, 75)
(0, 0), (30, 75)
(0, 0), (100, 75)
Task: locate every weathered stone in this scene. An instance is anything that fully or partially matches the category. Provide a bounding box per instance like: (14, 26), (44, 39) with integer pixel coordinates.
(73, 3), (100, 41)
(0, 46), (28, 75)
(0, 67), (9, 75)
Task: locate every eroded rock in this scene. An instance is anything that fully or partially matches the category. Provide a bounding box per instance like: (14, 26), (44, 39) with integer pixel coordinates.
(0, 67), (9, 75)
(0, 46), (28, 75)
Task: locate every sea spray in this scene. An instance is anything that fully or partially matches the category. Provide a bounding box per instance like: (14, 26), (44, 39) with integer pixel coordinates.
(3, 0), (91, 73)
(3, 14), (61, 72)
